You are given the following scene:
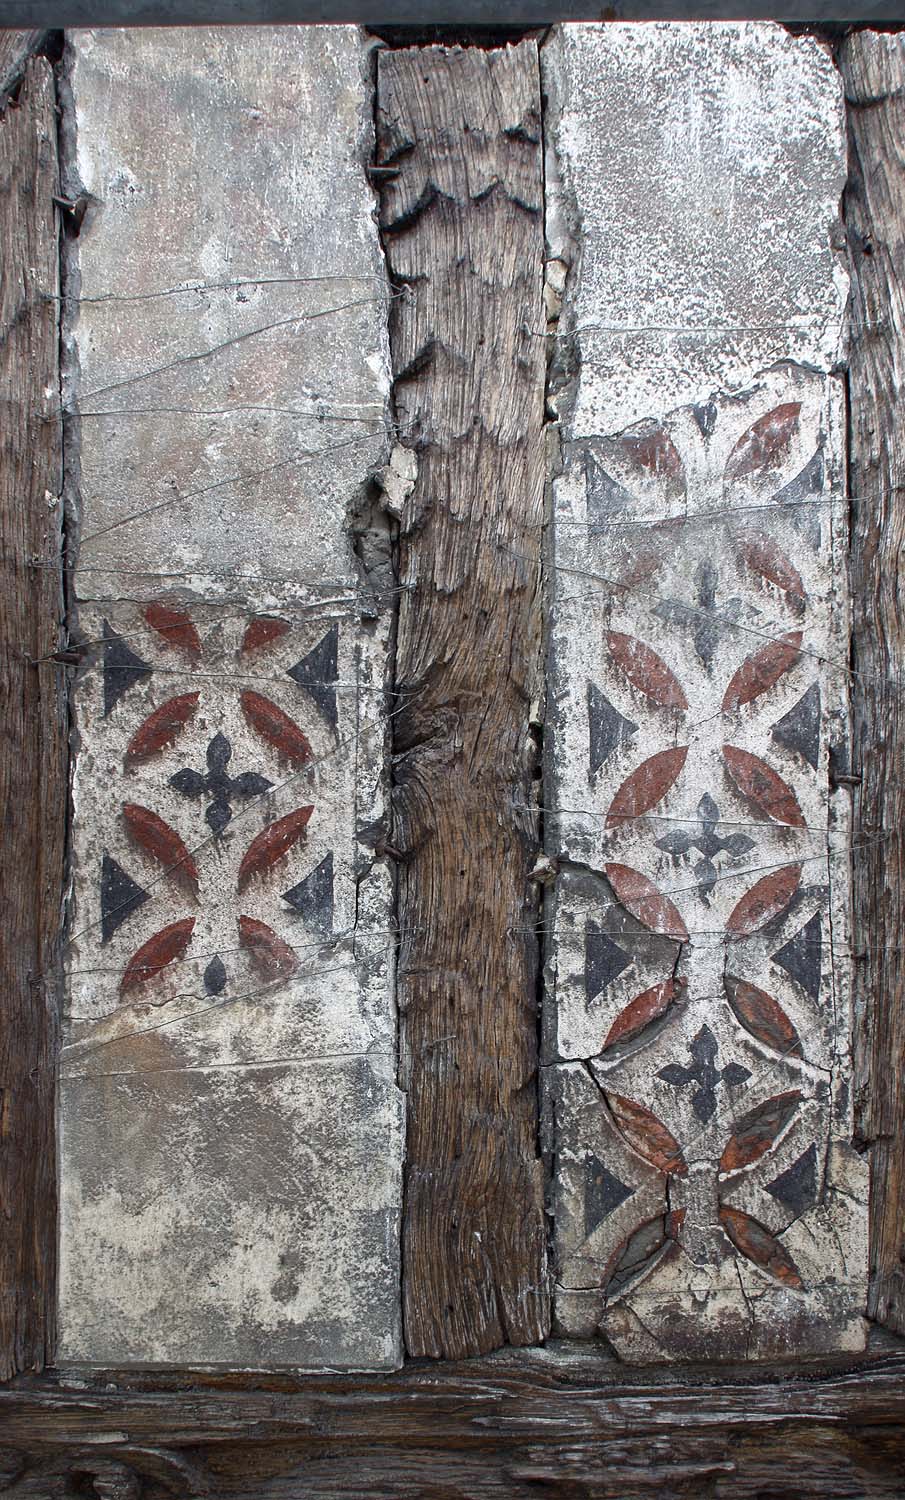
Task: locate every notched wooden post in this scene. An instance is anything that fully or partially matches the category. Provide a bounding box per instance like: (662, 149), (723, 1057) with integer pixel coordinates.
(842, 30), (905, 1337)
(376, 42), (550, 1358)
(0, 55), (65, 1379)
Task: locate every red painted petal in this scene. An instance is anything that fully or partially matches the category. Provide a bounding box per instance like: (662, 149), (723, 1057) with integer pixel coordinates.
(725, 403), (801, 481)
(602, 1212), (680, 1300)
(719, 1091), (803, 1173)
(120, 917), (195, 996)
(603, 977), (686, 1051)
(718, 1204), (803, 1288)
(242, 616), (291, 654)
(606, 746), (688, 828)
(606, 633), (688, 711)
(621, 424), (684, 482)
(238, 915), (299, 981)
(143, 602), (202, 659)
(607, 1094), (688, 1176)
(723, 745), (805, 827)
(122, 803), (199, 896)
(240, 690), (313, 769)
(726, 865), (801, 936)
(736, 533), (806, 612)
(722, 631), (803, 711)
(237, 806), (314, 892)
(605, 863), (689, 941)
(724, 973), (803, 1057)
(125, 692), (199, 764)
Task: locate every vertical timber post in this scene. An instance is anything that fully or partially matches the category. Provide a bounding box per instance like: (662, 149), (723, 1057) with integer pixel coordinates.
(376, 42), (550, 1358)
(0, 55), (65, 1379)
(842, 31), (905, 1337)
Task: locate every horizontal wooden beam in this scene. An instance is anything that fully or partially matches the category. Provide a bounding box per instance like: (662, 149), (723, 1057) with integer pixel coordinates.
(0, 1346), (904, 1495)
(1, 4), (905, 29)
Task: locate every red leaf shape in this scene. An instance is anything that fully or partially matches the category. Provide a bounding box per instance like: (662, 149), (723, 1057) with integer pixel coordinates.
(718, 1204), (803, 1288)
(605, 863), (689, 940)
(242, 616), (291, 654)
(122, 803), (199, 896)
(667, 1207), (686, 1240)
(736, 533), (806, 613)
(726, 864), (801, 936)
(606, 746), (688, 828)
(725, 403), (801, 480)
(602, 1212), (680, 1300)
(241, 690), (313, 769)
(603, 977), (686, 1051)
(607, 1094), (688, 1176)
(607, 632), (688, 710)
(238, 914), (299, 981)
(621, 425), (684, 481)
(237, 806), (314, 892)
(724, 973), (803, 1057)
(125, 691), (199, 764)
(719, 1091), (803, 1173)
(722, 631), (802, 711)
(143, 602), (202, 659)
(121, 917), (195, 996)
(723, 745), (805, 827)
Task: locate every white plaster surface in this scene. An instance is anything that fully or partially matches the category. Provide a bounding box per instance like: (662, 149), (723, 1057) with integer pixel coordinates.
(543, 22), (848, 435)
(68, 25), (390, 594)
(542, 22), (867, 1361)
(59, 27), (402, 1371)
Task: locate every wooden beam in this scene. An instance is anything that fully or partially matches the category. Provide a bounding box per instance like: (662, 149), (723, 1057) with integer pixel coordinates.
(376, 42), (549, 1359)
(841, 30), (905, 1338)
(0, 1346), (904, 1495)
(0, 56), (65, 1380)
(0, 32), (44, 98)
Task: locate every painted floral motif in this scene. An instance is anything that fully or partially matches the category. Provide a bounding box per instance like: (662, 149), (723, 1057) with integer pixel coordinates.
(550, 373), (863, 1358)
(92, 604), (340, 1004)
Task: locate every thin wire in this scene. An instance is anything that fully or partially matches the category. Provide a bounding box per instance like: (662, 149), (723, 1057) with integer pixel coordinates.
(62, 684), (423, 954)
(62, 946), (398, 1061)
(79, 430), (385, 545)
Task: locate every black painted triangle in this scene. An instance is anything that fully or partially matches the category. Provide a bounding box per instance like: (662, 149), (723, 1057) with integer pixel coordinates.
(772, 912), (822, 1002)
(585, 1153), (634, 1238)
(282, 852), (334, 933)
(100, 852), (150, 943)
(766, 1143), (818, 1216)
(587, 682), (638, 779)
(584, 451), (632, 531)
(102, 620), (151, 716)
(287, 624), (338, 732)
(585, 919), (632, 1004)
(775, 449), (824, 549)
(772, 683), (821, 771)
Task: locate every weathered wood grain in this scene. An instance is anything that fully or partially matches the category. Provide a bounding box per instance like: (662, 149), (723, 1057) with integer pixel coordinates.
(376, 42), (549, 1358)
(841, 30), (905, 1337)
(1, 1344), (904, 1496)
(0, 32), (43, 98)
(0, 56), (65, 1380)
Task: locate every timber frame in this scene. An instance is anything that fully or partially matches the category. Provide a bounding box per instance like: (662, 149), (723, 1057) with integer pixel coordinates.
(1, 21), (905, 1498)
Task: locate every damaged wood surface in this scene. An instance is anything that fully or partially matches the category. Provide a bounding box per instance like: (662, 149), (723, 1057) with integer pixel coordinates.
(1, 1344), (904, 1496)
(0, 57), (65, 1379)
(841, 29), (905, 1338)
(0, 32), (43, 98)
(376, 42), (549, 1358)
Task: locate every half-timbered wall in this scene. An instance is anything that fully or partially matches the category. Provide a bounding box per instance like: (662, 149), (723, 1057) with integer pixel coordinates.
(1, 16), (904, 1497)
